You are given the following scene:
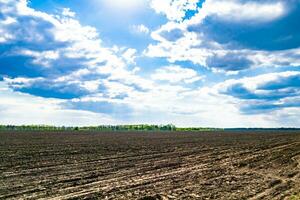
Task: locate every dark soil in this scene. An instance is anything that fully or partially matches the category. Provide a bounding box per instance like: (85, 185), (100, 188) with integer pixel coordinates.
(0, 131), (299, 199)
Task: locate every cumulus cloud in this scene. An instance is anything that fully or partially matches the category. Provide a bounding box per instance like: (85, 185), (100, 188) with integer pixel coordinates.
(218, 71), (300, 113)
(1, 0), (300, 127)
(0, 0), (144, 100)
(0, 0), (159, 122)
(146, 0), (300, 72)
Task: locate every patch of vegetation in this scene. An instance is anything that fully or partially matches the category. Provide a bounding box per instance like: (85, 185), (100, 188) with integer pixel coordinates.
(290, 194), (300, 200)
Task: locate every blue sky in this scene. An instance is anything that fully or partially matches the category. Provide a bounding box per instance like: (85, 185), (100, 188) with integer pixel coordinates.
(1, 0), (300, 127)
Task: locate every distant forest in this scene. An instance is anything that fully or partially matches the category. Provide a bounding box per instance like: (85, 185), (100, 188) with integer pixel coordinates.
(0, 125), (299, 132)
(0, 125), (221, 132)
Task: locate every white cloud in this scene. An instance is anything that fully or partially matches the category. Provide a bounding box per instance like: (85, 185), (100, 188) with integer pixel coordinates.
(122, 48), (137, 64)
(188, 0), (286, 25)
(146, 30), (212, 65)
(1, 0), (119, 68)
(150, 0), (199, 21)
(1, 0), (299, 128)
(150, 0), (286, 23)
(217, 71), (300, 92)
(117, 84), (281, 127)
(214, 1), (285, 23)
(3, 77), (44, 89)
(0, 0), (146, 98)
(145, 0), (299, 73)
(213, 71), (300, 117)
(16, 49), (60, 67)
(0, 83), (117, 126)
(62, 8), (75, 17)
(81, 80), (101, 92)
(146, 33), (300, 73)
(151, 65), (203, 84)
(132, 24), (150, 34)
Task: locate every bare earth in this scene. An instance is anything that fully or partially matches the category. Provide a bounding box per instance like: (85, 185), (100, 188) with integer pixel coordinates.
(0, 131), (300, 200)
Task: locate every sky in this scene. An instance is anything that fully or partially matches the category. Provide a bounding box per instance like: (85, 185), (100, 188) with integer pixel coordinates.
(1, 0), (300, 127)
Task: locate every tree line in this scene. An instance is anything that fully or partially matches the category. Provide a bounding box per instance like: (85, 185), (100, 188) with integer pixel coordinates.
(0, 124), (221, 132)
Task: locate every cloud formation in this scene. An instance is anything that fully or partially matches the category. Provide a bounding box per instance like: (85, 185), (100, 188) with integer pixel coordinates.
(131, 24), (150, 34)
(1, 0), (300, 127)
(151, 65), (203, 84)
(146, 0), (300, 73)
(218, 71), (300, 113)
(0, 82), (117, 126)
(0, 0), (144, 100)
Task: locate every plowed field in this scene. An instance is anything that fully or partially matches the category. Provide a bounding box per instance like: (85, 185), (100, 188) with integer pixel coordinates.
(0, 131), (300, 199)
